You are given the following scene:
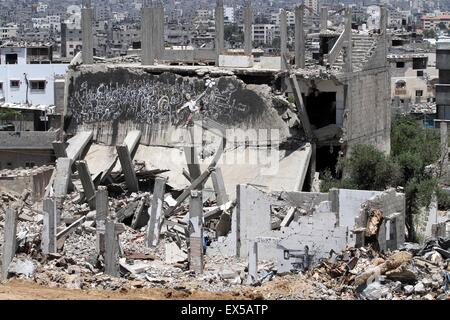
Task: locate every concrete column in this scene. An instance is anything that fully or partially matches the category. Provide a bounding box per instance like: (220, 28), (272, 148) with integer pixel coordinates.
(344, 6), (353, 73)
(1, 208), (17, 280)
(42, 198), (57, 254)
(154, 1), (164, 60)
(116, 145), (139, 192)
(380, 5), (388, 68)
(146, 177), (167, 247)
(215, 0), (225, 65)
(243, 0), (252, 56)
(320, 7), (328, 32)
(81, 0), (94, 65)
(280, 9), (288, 58)
(247, 241), (258, 284)
(184, 146), (202, 183)
(95, 186), (108, 256)
(141, 4), (155, 65)
(188, 190), (204, 274)
(295, 5), (305, 68)
(211, 167), (229, 206)
(53, 158), (73, 197)
(76, 160), (96, 209)
(104, 219), (120, 277)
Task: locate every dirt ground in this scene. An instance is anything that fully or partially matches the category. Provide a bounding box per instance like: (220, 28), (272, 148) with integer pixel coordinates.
(0, 276), (319, 300)
(0, 279), (256, 300)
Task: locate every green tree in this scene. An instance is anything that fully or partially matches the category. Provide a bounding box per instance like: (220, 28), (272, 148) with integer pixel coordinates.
(0, 108), (21, 121)
(338, 144), (398, 191)
(423, 28), (436, 38)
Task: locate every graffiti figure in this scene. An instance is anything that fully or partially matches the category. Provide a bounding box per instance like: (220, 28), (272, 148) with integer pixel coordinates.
(176, 79), (216, 127)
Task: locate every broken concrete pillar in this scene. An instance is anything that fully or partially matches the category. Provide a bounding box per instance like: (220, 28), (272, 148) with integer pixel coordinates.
(65, 131), (93, 161)
(235, 185), (242, 258)
(1, 208), (17, 281)
(243, 0), (252, 56)
(320, 7), (328, 32)
(247, 241), (258, 284)
(95, 186), (108, 256)
(295, 5), (305, 68)
(344, 6), (353, 73)
(184, 146), (202, 183)
(211, 167), (229, 206)
(289, 74), (313, 139)
(104, 219), (120, 277)
(81, 0), (94, 65)
(280, 9), (288, 59)
(53, 158), (73, 197)
(76, 160), (96, 209)
(440, 121), (449, 173)
(188, 190), (204, 274)
(215, 0), (225, 65)
(122, 130), (142, 159)
(141, 2), (155, 65)
(146, 177), (167, 247)
(42, 198), (57, 254)
(116, 144), (139, 193)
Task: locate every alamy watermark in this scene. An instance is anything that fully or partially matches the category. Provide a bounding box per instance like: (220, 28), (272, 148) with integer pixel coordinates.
(168, 119), (281, 176)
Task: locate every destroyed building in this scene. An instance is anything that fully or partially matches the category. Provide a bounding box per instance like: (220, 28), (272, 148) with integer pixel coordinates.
(3, 2), (445, 301)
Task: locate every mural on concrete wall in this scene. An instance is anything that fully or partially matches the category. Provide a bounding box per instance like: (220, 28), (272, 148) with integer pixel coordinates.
(67, 70), (266, 127)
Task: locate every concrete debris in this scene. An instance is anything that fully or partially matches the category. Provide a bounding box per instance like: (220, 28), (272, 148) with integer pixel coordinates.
(305, 240), (450, 300)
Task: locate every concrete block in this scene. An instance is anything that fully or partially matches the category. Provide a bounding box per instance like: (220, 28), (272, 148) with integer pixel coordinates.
(218, 55), (253, 68)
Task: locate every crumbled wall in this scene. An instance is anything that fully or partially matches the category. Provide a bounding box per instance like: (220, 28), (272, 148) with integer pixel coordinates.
(0, 168), (53, 201)
(228, 186), (405, 264)
(357, 189), (406, 250)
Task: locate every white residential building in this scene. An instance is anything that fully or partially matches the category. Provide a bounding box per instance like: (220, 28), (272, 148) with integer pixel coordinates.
(367, 5), (382, 30)
(271, 10), (295, 26)
(0, 44), (68, 107)
(1, 26), (18, 40)
(305, 0), (319, 15)
(224, 7), (235, 23)
(252, 24), (278, 45)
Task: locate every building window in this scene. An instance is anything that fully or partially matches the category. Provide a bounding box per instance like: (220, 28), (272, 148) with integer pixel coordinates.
(25, 162), (36, 168)
(10, 80), (20, 88)
(5, 53), (18, 64)
(395, 80), (406, 89)
(30, 80), (46, 91)
(416, 90), (423, 97)
(413, 57), (427, 70)
(396, 61), (405, 68)
(417, 70), (424, 77)
(0, 82), (3, 91)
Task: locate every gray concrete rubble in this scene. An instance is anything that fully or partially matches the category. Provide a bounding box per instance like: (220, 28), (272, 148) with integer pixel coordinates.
(0, 184), (449, 299)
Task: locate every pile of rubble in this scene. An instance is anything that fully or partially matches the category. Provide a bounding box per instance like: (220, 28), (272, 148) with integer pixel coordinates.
(2, 186), (450, 300)
(307, 240), (450, 300)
